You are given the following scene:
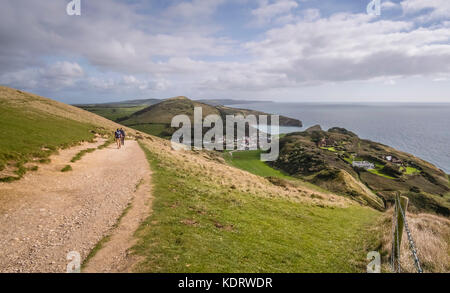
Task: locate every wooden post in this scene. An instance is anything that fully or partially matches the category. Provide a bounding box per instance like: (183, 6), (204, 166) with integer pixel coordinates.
(393, 194), (409, 265)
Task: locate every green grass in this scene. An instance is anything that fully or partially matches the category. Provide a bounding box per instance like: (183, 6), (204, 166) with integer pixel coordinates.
(224, 150), (328, 193)
(28, 165), (39, 172)
(347, 156), (417, 179)
(61, 165), (73, 172)
(404, 166), (420, 175)
(343, 157), (353, 164)
(82, 201), (134, 270)
(39, 158), (51, 164)
(82, 234), (112, 269)
(366, 162), (396, 179)
(367, 168), (396, 180)
(131, 143), (381, 273)
(70, 148), (96, 163)
(224, 150), (292, 179)
(344, 156), (396, 180)
(80, 106), (146, 122)
(129, 123), (170, 137)
(97, 138), (113, 150)
(320, 147), (337, 152)
(0, 105), (96, 181)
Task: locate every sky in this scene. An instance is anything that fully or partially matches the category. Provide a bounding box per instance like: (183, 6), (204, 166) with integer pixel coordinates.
(0, 0), (450, 104)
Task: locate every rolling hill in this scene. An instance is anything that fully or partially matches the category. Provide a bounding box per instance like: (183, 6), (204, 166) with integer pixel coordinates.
(0, 86), (137, 182)
(273, 126), (450, 215)
(196, 99), (272, 106)
(120, 96), (222, 125)
(114, 96), (302, 138)
(76, 98), (161, 108)
(75, 98), (162, 124)
(77, 96), (302, 138)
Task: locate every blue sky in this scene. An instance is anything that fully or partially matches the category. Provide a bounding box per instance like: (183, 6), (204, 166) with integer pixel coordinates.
(1, 0), (449, 103)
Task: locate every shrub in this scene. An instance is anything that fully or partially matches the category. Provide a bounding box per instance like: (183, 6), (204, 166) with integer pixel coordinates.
(61, 165), (72, 172)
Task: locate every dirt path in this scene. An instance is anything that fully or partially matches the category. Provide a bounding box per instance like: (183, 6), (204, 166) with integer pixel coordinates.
(0, 139), (152, 273)
(83, 168), (153, 273)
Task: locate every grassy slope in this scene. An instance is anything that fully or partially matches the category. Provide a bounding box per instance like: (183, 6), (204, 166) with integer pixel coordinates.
(224, 150), (329, 193)
(78, 106), (146, 122)
(224, 150), (384, 210)
(225, 150), (292, 179)
(132, 139), (381, 273)
(0, 104), (95, 166)
(130, 123), (170, 138)
(109, 97), (221, 139)
(122, 97), (221, 125)
(78, 105), (170, 137)
(0, 86), (137, 180)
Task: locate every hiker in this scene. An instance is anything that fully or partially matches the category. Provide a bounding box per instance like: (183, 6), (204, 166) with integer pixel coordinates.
(120, 128), (126, 146)
(114, 129), (121, 149)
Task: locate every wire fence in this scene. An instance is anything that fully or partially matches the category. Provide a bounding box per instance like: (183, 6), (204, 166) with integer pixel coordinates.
(390, 194), (423, 273)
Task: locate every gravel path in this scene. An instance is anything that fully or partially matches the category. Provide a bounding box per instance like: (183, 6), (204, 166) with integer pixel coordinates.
(0, 139), (151, 273)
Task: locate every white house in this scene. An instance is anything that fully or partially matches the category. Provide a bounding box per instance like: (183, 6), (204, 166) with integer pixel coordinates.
(352, 161), (375, 170)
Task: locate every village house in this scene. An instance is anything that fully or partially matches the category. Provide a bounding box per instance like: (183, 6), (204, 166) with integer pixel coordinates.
(385, 155), (402, 164)
(352, 161), (375, 170)
(392, 157), (402, 164)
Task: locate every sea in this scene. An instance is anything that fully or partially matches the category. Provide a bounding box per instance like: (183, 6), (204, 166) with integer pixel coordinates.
(231, 102), (450, 174)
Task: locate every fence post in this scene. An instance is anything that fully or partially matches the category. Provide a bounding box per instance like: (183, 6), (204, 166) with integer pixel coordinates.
(393, 194), (409, 266)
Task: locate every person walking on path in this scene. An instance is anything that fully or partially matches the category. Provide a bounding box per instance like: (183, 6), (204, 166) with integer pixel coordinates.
(115, 129), (122, 149)
(120, 128), (126, 146)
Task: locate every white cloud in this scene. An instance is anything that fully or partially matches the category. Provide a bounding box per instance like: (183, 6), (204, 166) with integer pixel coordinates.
(165, 0), (224, 19)
(0, 0), (233, 75)
(0, 61), (84, 90)
(382, 1), (399, 9)
(401, 0), (450, 21)
(301, 9), (321, 22)
(0, 0), (449, 102)
(227, 12), (450, 88)
(251, 0), (299, 25)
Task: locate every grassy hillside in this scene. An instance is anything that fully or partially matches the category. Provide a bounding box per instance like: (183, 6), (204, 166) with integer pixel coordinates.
(76, 98), (160, 122)
(131, 137), (382, 272)
(224, 150), (292, 179)
(131, 123), (172, 138)
(77, 106), (147, 122)
(0, 104), (95, 181)
(196, 99), (270, 106)
(274, 126), (450, 214)
(115, 97), (222, 138)
(81, 96), (302, 139)
(121, 96), (221, 125)
(76, 98), (161, 108)
(224, 150), (329, 194)
(0, 86), (133, 181)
